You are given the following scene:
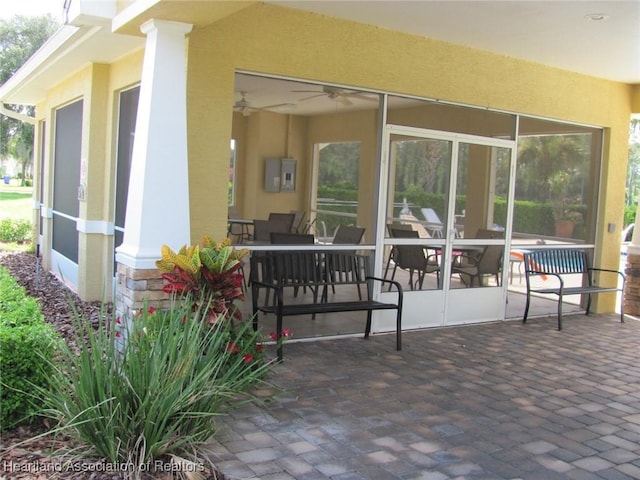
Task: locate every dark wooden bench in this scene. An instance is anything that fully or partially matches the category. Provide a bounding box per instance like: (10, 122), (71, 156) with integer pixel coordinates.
(523, 248), (625, 330)
(250, 250), (403, 361)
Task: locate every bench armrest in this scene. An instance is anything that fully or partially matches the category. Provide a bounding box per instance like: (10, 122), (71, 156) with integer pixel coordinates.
(587, 267), (625, 278)
(366, 275), (404, 295)
(251, 279), (277, 289)
(526, 270), (565, 289)
(587, 267), (626, 286)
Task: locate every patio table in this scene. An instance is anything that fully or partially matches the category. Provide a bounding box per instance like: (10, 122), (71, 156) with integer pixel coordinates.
(227, 218), (253, 242)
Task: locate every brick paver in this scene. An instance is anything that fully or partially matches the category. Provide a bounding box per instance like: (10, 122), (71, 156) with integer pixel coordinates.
(208, 314), (640, 479)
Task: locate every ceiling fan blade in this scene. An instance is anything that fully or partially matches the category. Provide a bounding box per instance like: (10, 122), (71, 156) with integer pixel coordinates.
(346, 93), (379, 103)
(337, 96), (352, 106)
(299, 93), (325, 102)
(233, 107), (252, 116)
(256, 102), (296, 110)
(233, 103), (256, 116)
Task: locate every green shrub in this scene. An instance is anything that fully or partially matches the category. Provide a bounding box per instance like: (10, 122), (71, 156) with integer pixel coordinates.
(321, 184), (588, 237)
(38, 298), (273, 475)
(625, 204), (636, 228)
(0, 266), (59, 429)
(0, 218), (32, 243)
(0, 269), (43, 327)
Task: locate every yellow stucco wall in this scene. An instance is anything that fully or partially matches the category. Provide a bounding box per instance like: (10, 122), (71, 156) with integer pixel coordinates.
(632, 85), (640, 114)
(186, 2), (632, 312)
(77, 63), (110, 301)
(230, 112), (309, 225)
(34, 50), (144, 301)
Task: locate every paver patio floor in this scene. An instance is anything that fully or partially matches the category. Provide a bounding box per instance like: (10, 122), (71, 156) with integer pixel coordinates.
(208, 314), (640, 480)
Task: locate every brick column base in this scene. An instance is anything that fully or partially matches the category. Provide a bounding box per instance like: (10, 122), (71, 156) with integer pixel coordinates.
(624, 253), (640, 315)
(115, 263), (170, 321)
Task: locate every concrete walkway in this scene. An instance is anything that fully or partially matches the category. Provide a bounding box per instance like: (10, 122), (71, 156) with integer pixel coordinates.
(208, 314), (640, 480)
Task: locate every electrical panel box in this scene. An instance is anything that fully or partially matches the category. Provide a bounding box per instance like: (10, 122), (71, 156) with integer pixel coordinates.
(264, 158), (281, 192)
(281, 158), (296, 192)
(264, 158), (296, 192)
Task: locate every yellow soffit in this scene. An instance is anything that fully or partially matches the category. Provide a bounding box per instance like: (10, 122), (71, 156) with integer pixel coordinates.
(112, 0), (257, 36)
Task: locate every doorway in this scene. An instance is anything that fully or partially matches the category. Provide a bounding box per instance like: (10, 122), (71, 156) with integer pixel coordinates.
(374, 125), (515, 331)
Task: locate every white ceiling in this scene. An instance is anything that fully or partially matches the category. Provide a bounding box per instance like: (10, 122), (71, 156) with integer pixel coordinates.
(268, 0), (640, 84)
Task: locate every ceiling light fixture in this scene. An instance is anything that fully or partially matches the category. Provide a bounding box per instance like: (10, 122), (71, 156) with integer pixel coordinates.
(585, 13), (609, 21)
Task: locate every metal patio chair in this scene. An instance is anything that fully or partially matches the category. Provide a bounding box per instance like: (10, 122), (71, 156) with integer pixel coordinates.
(386, 227), (440, 290)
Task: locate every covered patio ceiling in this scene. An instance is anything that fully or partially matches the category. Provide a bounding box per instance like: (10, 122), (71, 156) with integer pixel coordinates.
(2, 1), (638, 114)
(245, 0), (639, 116)
(267, 0), (640, 85)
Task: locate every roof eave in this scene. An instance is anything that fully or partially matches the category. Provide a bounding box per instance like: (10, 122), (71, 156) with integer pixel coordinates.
(0, 24), (81, 106)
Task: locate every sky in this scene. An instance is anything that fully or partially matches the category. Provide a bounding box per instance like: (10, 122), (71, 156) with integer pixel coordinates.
(0, 0), (64, 21)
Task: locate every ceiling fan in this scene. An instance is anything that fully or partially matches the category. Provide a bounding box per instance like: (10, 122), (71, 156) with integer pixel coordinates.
(233, 92), (294, 116)
(294, 86), (378, 106)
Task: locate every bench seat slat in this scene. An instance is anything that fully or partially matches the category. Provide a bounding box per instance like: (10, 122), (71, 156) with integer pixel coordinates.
(531, 286), (621, 295)
(259, 300), (399, 316)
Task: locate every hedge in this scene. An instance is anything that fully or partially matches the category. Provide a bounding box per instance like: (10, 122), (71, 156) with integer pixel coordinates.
(0, 266), (60, 429)
(318, 186), (584, 237)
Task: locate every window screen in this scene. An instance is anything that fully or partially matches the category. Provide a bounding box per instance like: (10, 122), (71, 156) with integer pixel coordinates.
(52, 100), (82, 263)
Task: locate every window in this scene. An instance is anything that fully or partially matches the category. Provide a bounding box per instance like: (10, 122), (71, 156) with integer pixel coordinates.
(52, 100), (82, 263)
(229, 139), (236, 206)
(516, 117), (601, 242)
(114, 86), (140, 248)
(312, 142), (360, 241)
(113, 86), (140, 274)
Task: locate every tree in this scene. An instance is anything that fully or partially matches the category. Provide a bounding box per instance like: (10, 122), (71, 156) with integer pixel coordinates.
(318, 142), (360, 188)
(628, 119), (640, 205)
(516, 134), (590, 203)
(0, 15), (59, 183)
(625, 119), (640, 225)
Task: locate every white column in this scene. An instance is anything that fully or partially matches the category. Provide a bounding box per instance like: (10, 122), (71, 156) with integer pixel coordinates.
(116, 19), (193, 269)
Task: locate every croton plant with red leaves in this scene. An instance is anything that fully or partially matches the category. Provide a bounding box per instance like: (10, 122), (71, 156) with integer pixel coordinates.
(155, 236), (272, 364)
(155, 236), (290, 365)
(156, 236), (247, 321)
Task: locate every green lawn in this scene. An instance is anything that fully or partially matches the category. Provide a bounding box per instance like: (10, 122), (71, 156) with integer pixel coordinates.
(0, 184), (34, 221)
(0, 184), (34, 252)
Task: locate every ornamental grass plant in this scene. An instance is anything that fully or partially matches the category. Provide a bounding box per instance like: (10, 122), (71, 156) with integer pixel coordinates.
(37, 297), (272, 478)
(21, 237), (279, 478)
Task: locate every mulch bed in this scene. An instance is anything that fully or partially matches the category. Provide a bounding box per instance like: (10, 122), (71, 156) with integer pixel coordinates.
(0, 251), (227, 480)
(0, 251), (106, 345)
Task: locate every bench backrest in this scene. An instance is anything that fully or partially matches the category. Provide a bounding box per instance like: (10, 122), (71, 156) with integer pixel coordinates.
(523, 249), (590, 275)
(250, 250), (371, 289)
